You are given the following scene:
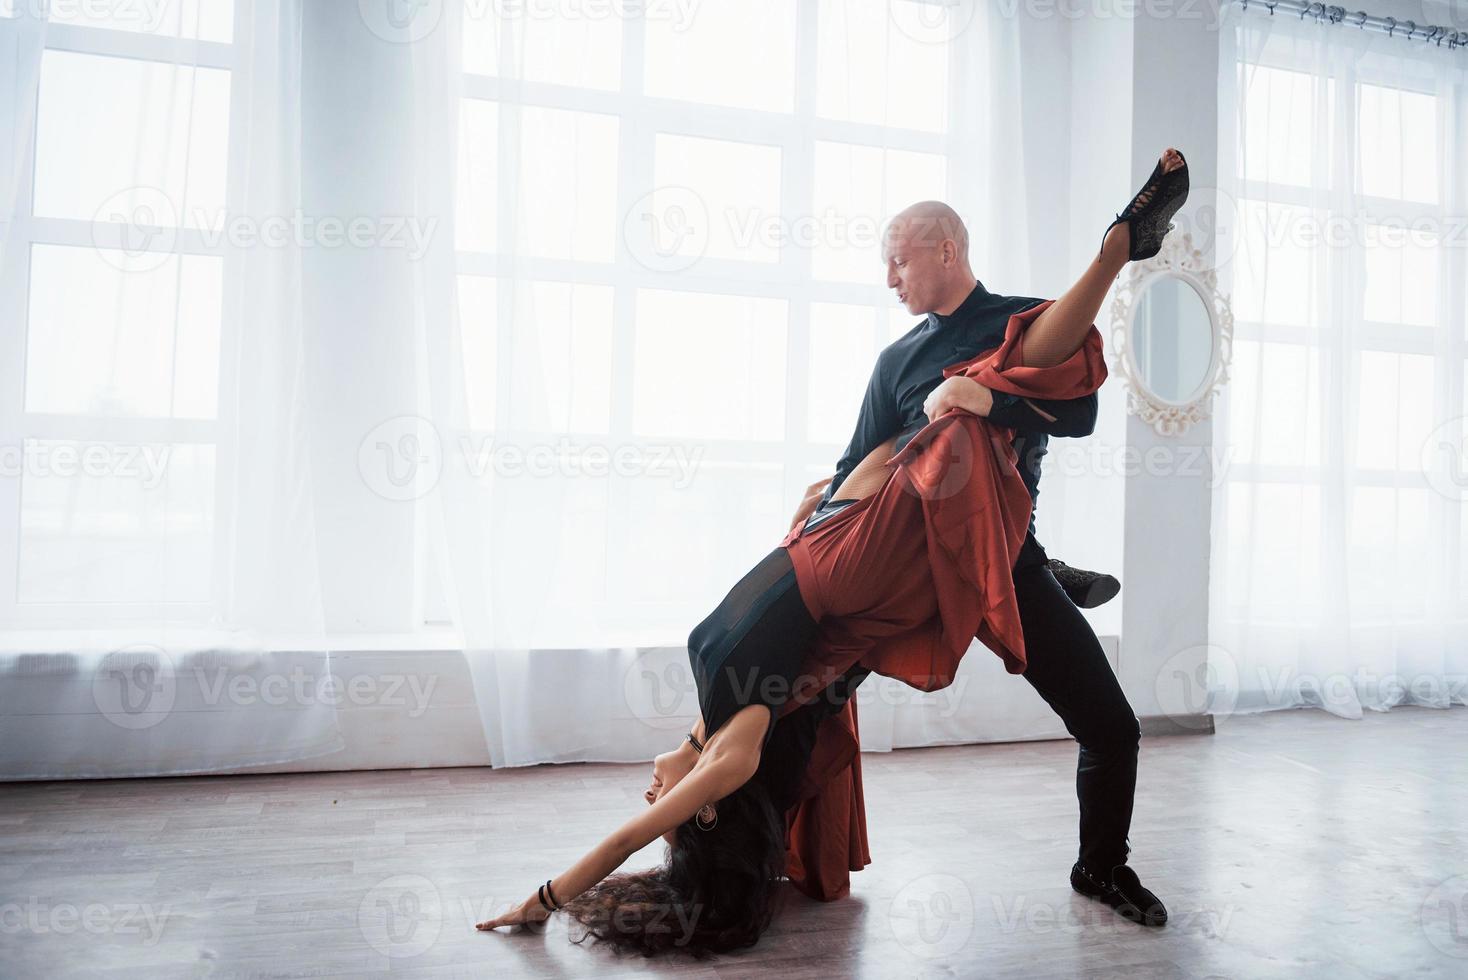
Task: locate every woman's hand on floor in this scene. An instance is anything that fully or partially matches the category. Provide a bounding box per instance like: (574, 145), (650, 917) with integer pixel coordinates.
(475, 893), (553, 931)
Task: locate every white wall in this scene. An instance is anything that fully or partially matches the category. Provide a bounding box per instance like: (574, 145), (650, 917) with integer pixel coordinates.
(1114, 6), (1222, 719)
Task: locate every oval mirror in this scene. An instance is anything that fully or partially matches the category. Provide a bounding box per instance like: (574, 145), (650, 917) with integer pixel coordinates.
(1130, 274), (1213, 405)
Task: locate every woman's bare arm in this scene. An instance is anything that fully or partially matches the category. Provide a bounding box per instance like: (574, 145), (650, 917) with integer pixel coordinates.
(476, 709), (764, 931)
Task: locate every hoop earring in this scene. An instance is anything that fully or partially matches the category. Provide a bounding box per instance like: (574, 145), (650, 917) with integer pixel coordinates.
(695, 804), (718, 831)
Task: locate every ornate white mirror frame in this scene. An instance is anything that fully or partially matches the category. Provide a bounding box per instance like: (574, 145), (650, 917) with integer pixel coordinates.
(1108, 230), (1235, 436)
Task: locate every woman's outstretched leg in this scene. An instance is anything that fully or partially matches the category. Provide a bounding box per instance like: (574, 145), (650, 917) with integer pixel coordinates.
(1020, 147), (1186, 369)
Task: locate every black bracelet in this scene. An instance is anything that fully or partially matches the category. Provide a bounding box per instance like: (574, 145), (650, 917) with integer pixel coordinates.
(537, 883), (555, 912)
(544, 878), (560, 909)
(686, 732), (703, 754)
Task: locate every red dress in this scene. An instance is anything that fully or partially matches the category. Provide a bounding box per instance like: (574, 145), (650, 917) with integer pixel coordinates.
(769, 298), (1109, 901)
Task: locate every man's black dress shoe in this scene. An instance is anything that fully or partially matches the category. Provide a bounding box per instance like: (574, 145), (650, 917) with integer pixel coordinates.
(1047, 558), (1121, 608)
(1070, 861), (1168, 927)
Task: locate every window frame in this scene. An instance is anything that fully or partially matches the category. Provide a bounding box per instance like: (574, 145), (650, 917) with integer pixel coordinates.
(0, 9), (239, 627)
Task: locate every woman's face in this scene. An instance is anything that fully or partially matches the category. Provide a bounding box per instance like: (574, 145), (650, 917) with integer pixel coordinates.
(646, 750), (693, 846)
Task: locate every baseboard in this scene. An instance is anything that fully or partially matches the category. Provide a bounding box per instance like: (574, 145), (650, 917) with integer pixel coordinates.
(1139, 713), (1215, 736)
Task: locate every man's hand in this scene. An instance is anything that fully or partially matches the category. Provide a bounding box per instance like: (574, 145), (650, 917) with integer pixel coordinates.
(923, 376), (993, 423)
(789, 476), (834, 531)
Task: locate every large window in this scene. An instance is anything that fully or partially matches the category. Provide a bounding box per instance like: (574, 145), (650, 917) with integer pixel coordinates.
(1218, 51), (1468, 629)
(449, 1), (967, 643)
(0, 3), (237, 626)
(0, 1), (981, 645)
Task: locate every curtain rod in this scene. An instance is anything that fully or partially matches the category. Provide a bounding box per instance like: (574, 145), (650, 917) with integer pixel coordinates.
(1233, 0), (1468, 50)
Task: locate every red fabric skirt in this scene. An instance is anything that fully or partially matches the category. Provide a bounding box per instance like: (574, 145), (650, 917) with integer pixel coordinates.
(764, 297), (1110, 902)
(766, 474), (938, 902)
(780, 469), (944, 697)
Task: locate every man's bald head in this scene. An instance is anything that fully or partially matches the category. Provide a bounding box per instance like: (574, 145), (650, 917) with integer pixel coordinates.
(882, 201), (977, 317)
(884, 201), (969, 261)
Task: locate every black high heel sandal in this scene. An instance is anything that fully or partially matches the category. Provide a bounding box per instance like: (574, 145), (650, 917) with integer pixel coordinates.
(1097, 149), (1189, 263)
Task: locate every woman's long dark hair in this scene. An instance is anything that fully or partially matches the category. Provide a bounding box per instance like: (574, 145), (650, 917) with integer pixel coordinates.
(559, 778), (789, 958)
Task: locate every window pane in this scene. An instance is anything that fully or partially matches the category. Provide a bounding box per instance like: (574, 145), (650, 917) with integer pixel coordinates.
(632, 289), (788, 440)
(34, 51), (230, 227)
(817, 0), (948, 133)
(506, 280), (614, 433)
(644, 0), (795, 113)
(888, 307), (919, 344)
(1457, 365), (1468, 607)
(1226, 340), (1322, 467)
(510, 478), (611, 640)
(26, 244), (222, 419)
(461, 1), (500, 75)
(1362, 224), (1437, 327)
(811, 141), (945, 283)
(46, 0), (234, 42)
(1349, 487), (1430, 618)
(456, 99), (499, 253)
(457, 274), (500, 430)
(1353, 351), (1433, 471)
(1232, 199), (1317, 328)
(518, 106), (619, 262)
(18, 442), (215, 604)
(651, 134), (782, 264)
(807, 302), (882, 444)
(1358, 83), (1438, 203)
(463, 2), (622, 90)
(1223, 482), (1321, 618)
(622, 463), (784, 606)
(1241, 66), (1334, 190)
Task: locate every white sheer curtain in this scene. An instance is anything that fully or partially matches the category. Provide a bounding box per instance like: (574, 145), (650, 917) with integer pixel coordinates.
(0, 0), (345, 778)
(1211, 2), (1468, 719)
(422, 0), (1075, 765)
(1, 0), (1099, 776)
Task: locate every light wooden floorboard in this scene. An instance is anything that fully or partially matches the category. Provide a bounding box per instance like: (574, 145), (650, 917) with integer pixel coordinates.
(1, 706), (1465, 979)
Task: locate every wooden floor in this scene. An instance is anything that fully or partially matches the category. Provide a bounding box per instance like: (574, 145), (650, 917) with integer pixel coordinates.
(2, 706), (1465, 979)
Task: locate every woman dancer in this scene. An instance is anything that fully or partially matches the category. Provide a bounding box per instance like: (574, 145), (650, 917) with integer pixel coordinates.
(476, 149), (1189, 956)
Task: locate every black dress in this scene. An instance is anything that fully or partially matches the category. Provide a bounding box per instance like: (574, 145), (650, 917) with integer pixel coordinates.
(686, 544), (868, 812)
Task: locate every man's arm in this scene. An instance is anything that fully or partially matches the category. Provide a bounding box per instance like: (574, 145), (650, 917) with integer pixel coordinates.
(923, 375), (1099, 440)
(986, 390), (1098, 438)
(819, 354), (900, 508)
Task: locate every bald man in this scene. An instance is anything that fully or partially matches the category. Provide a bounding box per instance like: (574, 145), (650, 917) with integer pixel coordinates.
(790, 189), (1174, 927)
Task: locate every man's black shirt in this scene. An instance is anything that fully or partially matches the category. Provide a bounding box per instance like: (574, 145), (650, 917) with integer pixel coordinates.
(819, 279), (1099, 538)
